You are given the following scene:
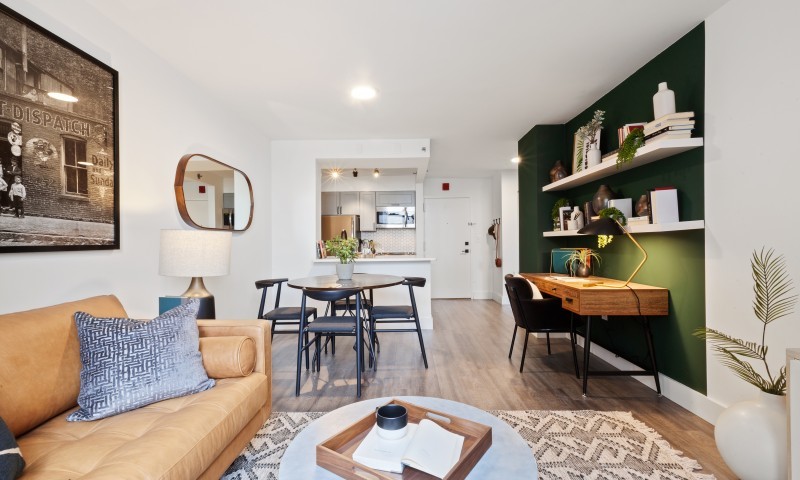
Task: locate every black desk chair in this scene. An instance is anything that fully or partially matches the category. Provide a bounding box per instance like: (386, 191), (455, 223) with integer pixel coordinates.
(255, 278), (317, 340)
(369, 277), (428, 368)
(504, 274), (578, 374)
(296, 288), (374, 397)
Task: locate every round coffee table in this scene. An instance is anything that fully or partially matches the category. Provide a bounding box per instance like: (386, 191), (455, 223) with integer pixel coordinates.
(279, 396), (538, 479)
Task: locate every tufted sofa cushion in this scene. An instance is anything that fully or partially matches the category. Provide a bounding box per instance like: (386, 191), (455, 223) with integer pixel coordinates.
(16, 373), (268, 480)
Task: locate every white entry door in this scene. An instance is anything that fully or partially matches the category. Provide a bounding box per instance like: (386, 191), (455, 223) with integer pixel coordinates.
(425, 197), (471, 298)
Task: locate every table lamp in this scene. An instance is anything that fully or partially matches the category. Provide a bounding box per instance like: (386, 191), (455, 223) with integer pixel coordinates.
(159, 230), (232, 317)
(577, 217), (647, 288)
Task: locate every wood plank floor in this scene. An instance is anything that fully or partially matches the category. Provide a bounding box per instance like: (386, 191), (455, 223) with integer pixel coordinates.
(270, 299), (735, 478)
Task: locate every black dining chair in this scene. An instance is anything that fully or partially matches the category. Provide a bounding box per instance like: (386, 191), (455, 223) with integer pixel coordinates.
(368, 277), (428, 368)
(504, 274), (578, 374)
(296, 287), (374, 397)
(255, 278), (317, 340)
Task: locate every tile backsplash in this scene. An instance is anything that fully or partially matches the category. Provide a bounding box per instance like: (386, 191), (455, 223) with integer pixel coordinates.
(361, 229), (416, 253)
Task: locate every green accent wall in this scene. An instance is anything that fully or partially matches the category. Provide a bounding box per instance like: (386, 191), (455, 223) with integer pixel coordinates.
(518, 24), (707, 393)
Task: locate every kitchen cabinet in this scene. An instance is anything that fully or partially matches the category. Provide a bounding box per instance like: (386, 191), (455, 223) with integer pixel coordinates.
(359, 192), (377, 231)
(340, 192), (359, 215)
(321, 192), (339, 215)
(376, 191), (415, 207)
(322, 192), (360, 215)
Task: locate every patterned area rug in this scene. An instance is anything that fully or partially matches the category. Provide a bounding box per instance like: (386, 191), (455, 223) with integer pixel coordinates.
(222, 410), (715, 480)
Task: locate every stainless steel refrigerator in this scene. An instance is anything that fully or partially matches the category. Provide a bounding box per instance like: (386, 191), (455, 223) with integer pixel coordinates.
(321, 215), (361, 241)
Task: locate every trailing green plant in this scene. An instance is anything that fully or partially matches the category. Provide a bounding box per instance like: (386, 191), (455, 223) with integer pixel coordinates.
(617, 129), (645, 167)
(575, 110), (605, 171)
(551, 198), (570, 221)
(596, 207), (627, 248)
(694, 248), (797, 395)
(324, 237), (359, 264)
(597, 206), (627, 225)
(564, 248), (601, 272)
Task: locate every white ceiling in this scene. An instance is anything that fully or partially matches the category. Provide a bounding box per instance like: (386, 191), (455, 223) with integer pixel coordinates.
(82, 0), (727, 176)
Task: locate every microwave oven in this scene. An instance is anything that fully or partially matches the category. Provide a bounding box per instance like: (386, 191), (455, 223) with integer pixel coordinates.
(376, 206), (415, 229)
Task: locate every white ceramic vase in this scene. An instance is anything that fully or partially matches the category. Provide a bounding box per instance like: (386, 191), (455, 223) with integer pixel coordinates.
(714, 390), (787, 480)
(335, 262), (355, 280)
(652, 82), (676, 119)
(587, 145), (602, 169)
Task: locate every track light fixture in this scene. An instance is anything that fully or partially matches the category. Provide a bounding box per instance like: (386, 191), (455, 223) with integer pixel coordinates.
(353, 168), (358, 177)
(373, 168), (380, 178)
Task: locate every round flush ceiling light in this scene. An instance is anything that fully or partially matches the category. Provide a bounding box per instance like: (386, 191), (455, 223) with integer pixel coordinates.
(47, 92), (78, 102)
(510, 156), (521, 164)
(351, 85), (377, 100)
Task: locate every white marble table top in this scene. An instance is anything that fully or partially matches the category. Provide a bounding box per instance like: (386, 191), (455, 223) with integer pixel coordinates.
(279, 396), (538, 479)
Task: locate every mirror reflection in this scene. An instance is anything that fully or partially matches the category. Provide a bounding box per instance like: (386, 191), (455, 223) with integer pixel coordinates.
(175, 154), (253, 231)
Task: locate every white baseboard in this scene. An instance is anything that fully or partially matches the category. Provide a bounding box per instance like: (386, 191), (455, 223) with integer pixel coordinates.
(473, 290), (492, 300)
(576, 334), (725, 424)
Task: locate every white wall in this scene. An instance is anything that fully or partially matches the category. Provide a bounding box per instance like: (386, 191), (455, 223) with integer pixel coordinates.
(270, 139), (429, 307)
(489, 170), (519, 305)
(705, 0), (800, 408)
(423, 177), (494, 299)
(320, 174), (416, 192)
(1, 0), (270, 319)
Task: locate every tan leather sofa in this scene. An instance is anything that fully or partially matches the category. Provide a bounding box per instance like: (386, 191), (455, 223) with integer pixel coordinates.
(0, 295), (271, 479)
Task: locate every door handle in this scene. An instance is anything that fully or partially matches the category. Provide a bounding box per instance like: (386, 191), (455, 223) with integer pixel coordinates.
(460, 249), (470, 254)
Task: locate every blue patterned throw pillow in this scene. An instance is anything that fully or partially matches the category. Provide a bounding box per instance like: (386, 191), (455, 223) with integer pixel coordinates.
(68, 300), (215, 422)
(0, 416), (24, 478)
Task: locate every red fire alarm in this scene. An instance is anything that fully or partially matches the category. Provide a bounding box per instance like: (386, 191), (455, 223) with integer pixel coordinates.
(442, 182), (450, 191)
(199, 186), (206, 194)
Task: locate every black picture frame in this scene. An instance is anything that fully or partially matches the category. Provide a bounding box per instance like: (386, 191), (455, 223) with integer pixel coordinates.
(0, 4), (119, 253)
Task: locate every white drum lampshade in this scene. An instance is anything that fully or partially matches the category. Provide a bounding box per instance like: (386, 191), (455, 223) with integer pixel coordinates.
(159, 229), (232, 297)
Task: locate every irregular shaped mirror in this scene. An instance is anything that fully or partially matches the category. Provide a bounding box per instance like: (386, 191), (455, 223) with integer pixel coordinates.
(174, 154), (253, 231)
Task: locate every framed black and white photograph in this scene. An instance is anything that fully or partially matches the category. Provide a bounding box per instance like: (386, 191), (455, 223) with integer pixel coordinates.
(0, 4), (118, 253)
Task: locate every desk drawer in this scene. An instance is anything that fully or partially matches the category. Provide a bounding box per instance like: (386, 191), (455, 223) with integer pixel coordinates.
(558, 286), (580, 313)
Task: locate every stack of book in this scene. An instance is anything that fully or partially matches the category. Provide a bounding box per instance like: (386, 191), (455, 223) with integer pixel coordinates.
(617, 123), (646, 146)
(643, 112), (694, 143)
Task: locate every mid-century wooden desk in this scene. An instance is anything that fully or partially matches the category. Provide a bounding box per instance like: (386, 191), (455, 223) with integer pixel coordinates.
(521, 273), (668, 396)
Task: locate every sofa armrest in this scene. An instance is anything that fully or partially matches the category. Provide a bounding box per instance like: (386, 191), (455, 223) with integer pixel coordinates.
(196, 320), (271, 375)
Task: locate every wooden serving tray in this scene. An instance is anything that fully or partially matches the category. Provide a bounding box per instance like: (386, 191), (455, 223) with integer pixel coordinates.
(316, 399), (492, 480)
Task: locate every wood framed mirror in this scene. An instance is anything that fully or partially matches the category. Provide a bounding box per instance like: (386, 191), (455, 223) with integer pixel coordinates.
(174, 153), (254, 231)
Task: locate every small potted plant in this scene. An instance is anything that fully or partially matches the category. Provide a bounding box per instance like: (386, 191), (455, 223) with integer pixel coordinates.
(564, 248), (601, 277)
(325, 237), (359, 280)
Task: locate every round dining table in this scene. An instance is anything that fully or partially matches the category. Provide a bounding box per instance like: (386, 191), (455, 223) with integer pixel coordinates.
(287, 273), (404, 291)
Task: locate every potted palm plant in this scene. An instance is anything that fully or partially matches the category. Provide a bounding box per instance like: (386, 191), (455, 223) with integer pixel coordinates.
(564, 248), (601, 277)
(694, 248), (796, 479)
(325, 237), (359, 280)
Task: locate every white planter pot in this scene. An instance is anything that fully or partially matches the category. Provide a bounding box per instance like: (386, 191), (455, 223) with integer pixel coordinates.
(587, 146), (602, 168)
(714, 390), (787, 480)
(335, 262), (355, 280)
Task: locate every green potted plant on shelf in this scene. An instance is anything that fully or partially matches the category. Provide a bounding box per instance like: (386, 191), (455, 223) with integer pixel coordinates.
(564, 248), (601, 277)
(325, 237), (359, 280)
(693, 248), (796, 479)
(551, 198), (570, 231)
(617, 129), (645, 168)
(595, 207), (627, 248)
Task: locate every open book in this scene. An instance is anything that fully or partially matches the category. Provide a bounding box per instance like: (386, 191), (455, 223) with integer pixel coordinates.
(352, 419), (464, 478)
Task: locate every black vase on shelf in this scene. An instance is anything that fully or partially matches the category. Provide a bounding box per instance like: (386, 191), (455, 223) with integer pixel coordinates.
(592, 184), (616, 213)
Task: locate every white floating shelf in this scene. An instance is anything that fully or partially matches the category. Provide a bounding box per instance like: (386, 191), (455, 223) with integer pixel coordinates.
(542, 137), (704, 192)
(542, 220), (705, 237)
